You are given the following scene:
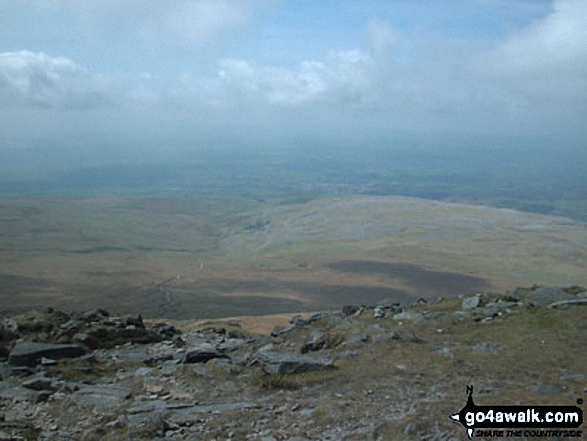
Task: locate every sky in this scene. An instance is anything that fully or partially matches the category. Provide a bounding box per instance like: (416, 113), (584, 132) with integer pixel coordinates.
(0, 0), (586, 160)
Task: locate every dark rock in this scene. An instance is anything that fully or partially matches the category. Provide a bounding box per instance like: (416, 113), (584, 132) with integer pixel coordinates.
(227, 329), (247, 340)
(0, 326), (17, 342)
(125, 314), (145, 329)
(0, 343), (9, 360)
(81, 326), (164, 349)
(342, 305), (359, 317)
(305, 312), (339, 324)
(301, 332), (327, 354)
(183, 345), (229, 364)
(16, 315), (54, 334)
(561, 285), (586, 295)
(8, 341), (87, 366)
(81, 310), (106, 323)
(151, 323), (181, 340)
(251, 351), (334, 375)
(35, 390), (52, 403)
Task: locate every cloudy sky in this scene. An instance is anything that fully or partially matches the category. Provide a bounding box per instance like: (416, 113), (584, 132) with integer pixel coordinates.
(0, 0), (586, 158)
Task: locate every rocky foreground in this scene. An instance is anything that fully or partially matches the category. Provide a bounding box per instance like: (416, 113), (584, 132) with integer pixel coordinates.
(1, 286), (586, 440)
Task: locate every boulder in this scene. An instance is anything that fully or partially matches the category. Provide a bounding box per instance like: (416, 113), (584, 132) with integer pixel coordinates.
(8, 341), (87, 366)
(523, 287), (576, 307)
(373, 306), (386, 319)
(342, 305), (360, 317)
(300, 332), (327, 354)
(125, 314), (145, 329)
(392, 311), (425, 324)
(461, 295), (481, 310)
(270, 324), (298, 337)
(71, 384), (131, 414)
(251, 351), (334, 375)
(183, 345), (229, 364)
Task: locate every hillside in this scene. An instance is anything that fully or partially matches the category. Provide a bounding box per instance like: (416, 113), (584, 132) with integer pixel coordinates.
(0, 195), (586, 318)
(0, 285), (585, 440)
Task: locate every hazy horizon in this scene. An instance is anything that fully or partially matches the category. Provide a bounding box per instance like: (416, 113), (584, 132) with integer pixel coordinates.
(1, 1), (586, 156)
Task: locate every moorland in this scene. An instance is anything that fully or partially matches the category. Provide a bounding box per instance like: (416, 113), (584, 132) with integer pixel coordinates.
(1, 144), (586, 319)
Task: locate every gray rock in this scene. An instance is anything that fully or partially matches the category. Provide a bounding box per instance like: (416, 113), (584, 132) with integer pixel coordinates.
(251, 351), (334, 375)
(134, 367), (153, 376)
(471, 342), (504, 355)
(524, 287), (576, 307)
(340, 333), (369, 346)
(371, 331), (401, 343)
(0, 381), (40, 402)
(127, 400), (168, 414)
(71, 384), (131, 414)
(392, 311), (425, 324)
(8, 341), (87, 366)
(373, 306), (386, 319)
(528, 384), (565, 395)
(166, 402), (259, 426)
(193, 365), (212, 377)
(270, 324), (298, 337)
(462, 295), (481, 310)
(484, 301), (518, 310)
(406, 330), (422, 343)
(548, 299), (587, 308)
(336, 350), (358, 358)
(472, 307), (500, 319)
(110, 346), (152, 364)
(560, 374), (587, 382)
(161, 362), (177, 376)
(21, 375), (53, 391)
(301, 332), (327, 354)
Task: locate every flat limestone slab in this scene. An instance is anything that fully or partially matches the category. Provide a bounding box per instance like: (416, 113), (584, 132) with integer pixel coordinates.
(8, 341), (87, 366)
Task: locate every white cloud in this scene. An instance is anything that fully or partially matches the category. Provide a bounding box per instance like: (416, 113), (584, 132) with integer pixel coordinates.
(0, 51), (107, 109)
(217, 49), (375, 107)
(368, 19), (399, 58)
(478, 0), (587, 100)
(64, 0), (262, 49)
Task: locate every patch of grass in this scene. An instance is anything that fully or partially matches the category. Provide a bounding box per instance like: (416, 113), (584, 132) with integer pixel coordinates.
(253, 369), (340, 390)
